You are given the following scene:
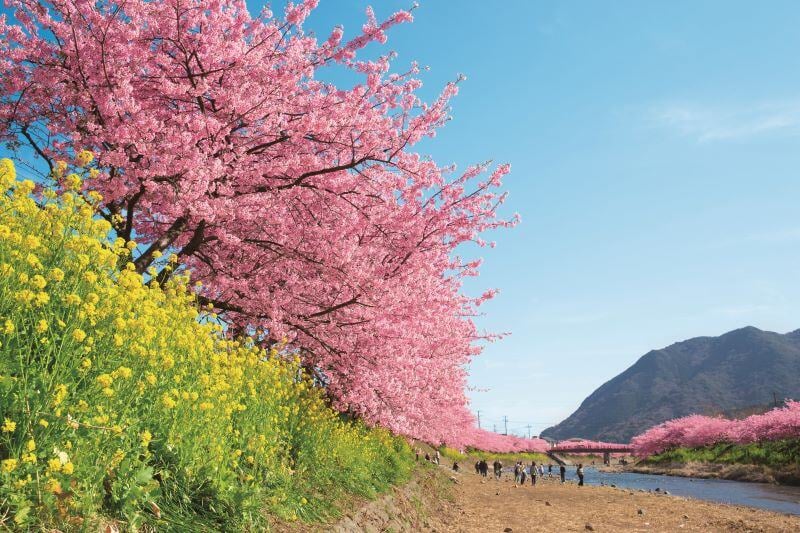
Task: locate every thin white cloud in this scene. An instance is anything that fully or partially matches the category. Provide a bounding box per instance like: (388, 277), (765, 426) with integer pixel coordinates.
(652, 99), (800, 142)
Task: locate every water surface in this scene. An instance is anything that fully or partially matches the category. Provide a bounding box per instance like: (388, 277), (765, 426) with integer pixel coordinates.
(498, 465), (800, 515)
(582, 467), (800, 516)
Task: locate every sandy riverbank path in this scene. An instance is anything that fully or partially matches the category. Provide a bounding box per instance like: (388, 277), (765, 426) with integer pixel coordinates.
(428, 466), (800, 532)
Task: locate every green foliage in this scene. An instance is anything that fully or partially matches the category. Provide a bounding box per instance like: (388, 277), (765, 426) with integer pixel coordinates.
(439, 446), (550, 465)
(648, 439), (800, 467)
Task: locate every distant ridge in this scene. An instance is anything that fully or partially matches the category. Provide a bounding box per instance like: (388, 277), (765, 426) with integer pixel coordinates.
(540, 326), (800, 442)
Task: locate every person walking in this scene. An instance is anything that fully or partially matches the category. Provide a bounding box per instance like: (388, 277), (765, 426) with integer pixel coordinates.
(548, 463), (553, 478)
(530, 461), (537, 486)
(513, 462), (521, 485)
(475, 460), (480, 474)
(434, 450), (440, 465)
(577, 463), (585, 486)
(479, 459), (489, 477)
(493, 460), (502, 479)
(520, 465), (527, 486)
(559, 463), (566, 483)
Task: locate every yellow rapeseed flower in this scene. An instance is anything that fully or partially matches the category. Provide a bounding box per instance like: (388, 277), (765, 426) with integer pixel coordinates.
(0, 158), (15, 186)
(45, 478), (62, 494)
(1, 458), (18, 473)
(65, 173), (82, 191)
(30, 274), (46, 289)
(53, 160), (68, 178)
(52, 384), (68, 407)
(141, 430), (152, 448)
(162, 394), (177, 409)
(48, 458), (62, 472)
(114, 366), (132, 379)
(1, 418), (15, 433)
(75, 149), (94, 167)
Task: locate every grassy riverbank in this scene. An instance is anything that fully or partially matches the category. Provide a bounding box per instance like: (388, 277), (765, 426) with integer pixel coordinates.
(631, 439), (800, 485)
(439, 447), (550, 465)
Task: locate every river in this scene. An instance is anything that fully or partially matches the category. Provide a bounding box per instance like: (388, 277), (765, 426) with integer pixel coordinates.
(575, 467), (800, 515)
(503, 465), (800, 515)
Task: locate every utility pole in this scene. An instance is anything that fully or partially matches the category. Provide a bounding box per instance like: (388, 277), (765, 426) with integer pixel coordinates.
(526, 425), (532, 439)
(493, 424), (497, 433)
(503, 416), (508, 435)
(477, 410), (481, 429)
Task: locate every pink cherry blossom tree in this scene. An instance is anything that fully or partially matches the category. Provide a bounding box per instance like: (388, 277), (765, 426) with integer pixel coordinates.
(0, 0), (514, 444)
(631, 400), (800, 457)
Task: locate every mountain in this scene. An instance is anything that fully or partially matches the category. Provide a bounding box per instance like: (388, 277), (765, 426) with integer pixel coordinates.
(540, 326), (800, 443)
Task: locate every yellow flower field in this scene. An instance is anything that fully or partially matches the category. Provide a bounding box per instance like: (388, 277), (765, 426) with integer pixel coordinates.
(0, 158), (412, 530)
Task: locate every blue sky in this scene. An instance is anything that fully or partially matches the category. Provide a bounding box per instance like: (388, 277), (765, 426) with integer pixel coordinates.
(5, 1), (800, 439)
(286, 0), (800, 438)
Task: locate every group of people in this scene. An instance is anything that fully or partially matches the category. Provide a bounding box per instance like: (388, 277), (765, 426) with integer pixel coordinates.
(474, 458), (490, 476)
(416, 445), (587, 488)
(471, 459), (585, 487)
(416, 448), (441, 465)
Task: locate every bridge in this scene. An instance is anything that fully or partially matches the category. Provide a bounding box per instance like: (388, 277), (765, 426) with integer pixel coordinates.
(548, 442), (633, 465)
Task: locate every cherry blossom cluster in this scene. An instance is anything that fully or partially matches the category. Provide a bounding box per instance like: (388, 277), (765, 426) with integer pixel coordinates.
(550, 439), (631, 452)
(631, 400), (800, 457)
(0, 1), (514, 445)
(460, 428), (550, 453)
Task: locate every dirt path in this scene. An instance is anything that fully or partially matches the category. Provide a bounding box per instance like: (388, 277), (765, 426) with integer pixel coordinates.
(426, 466), (800, 532)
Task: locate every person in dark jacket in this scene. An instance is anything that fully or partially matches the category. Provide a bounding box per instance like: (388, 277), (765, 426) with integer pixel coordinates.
(493, 460), (502, 479)
(559, 464), (566, 483)
(577, 463), (585, 486)
(530, 461), (537, 486)
(479, 459), (489, 477)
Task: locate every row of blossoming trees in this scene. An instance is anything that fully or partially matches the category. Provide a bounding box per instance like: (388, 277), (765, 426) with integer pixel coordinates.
(630, 400), (800, 457)
(0, 0), (541, 451)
